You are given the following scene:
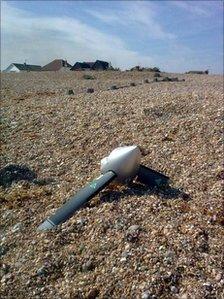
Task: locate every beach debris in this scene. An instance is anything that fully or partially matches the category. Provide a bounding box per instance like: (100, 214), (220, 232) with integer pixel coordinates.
(86, 88), (94, 93)
(38, 145), (169, 231)
(67, 89), (74, 95)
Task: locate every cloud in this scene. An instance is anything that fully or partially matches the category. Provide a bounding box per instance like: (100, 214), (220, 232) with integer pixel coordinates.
(171, 1), (211, 17)
(87, 2), (176, 40)
(1, 2), (154, 70)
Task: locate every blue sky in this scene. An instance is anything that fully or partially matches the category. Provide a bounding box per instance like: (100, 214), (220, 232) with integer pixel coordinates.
(1, 0), (223, 73)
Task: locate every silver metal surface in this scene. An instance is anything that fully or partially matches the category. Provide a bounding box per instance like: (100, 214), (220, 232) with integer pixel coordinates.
(100, 145), (141, 182)
(37, 219), (56, 231)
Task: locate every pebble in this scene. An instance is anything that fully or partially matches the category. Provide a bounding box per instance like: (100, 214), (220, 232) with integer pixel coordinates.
(164, 250), (175, 264)
(1, 263), (10, 275)
(126, 225), (140, 242)
(0, 245), (9, 257)
(26, 280), (31, 286)
(141, 290), (151, 299)
(165, 250), (175, 258)
(87, 288), (99, 299)
(67, 89), (74, 95)
(36, 265), (48, 276)
(82, 260), (94, 272)
(170, 285), (178, 293)
(77, 218), (86, 226)
(86, 88), (94, 93)
(79, 244), (85, 253)
(11, 223), (23, 233)
(0, 236), (6, 244)
(15, 261), (22, 268)
(2, 210), (13, 220)
(127, 225), (140, 233)
(203, 282), (213, 291)
(215, 273), (222, 282)
(219, 279), (224, 285)
(1, 273), (12, 284)
(121, 250), (129, 258)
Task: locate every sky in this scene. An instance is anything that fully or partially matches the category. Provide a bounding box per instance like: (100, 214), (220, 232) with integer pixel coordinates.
(1, 0), (223, 73)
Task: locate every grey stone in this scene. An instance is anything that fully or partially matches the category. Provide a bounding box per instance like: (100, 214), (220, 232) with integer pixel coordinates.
(164, 250), (175, 263)
(37, 265), (48, 276)
(128, 225), (140, 233)
(1, 273), (12, 284)
(77, 218), (86, 226)
(0, 263), (10, 275)
(12, 223), (23, 233)
(2, 210), (13, 220)
(0, 245), (9, 256)
(203, 282), (213, 291)
(126, 225), (141, 242)
(82, 260), (94, 272)
(67, 89), (74, 95)
(87, 88), (94, 93)
(142, 291), (152, 299)
(170, 286), (178, 293)
(215, 273), (222, 282)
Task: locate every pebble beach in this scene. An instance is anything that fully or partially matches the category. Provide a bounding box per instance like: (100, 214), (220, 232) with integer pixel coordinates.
(1, 70), (223, 299)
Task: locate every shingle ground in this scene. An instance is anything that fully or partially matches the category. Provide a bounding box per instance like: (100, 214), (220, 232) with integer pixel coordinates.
(1, 71), (223, 299)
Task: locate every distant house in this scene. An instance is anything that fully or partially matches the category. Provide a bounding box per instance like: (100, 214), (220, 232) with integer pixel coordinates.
(3, 63), (41, 73)
(41, 59), (72, 71)
(71, 60), (110, 71)
(70, 62), (95, 71)
(92, 60), (109, 70)
(130, 66), (143, 71)
(185, 70), (209, 74)
(147, 67), (160, 72)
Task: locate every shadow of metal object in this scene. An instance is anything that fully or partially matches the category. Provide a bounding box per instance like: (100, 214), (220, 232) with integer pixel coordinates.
(100, 166), (190, 203)
(100, 184), (190, 203)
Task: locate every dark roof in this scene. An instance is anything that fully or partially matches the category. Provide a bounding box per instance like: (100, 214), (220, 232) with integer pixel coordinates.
(42, 59), (72, 71)
(92, 60), (109, 70)
(85, 62), (95, 67)
(70, 62), (95, 70)
(13, 63), (41, 71)
(71, 60), (110, 71)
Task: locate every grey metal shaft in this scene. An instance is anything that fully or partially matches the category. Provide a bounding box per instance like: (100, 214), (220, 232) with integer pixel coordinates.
(38, 171), (116, 230)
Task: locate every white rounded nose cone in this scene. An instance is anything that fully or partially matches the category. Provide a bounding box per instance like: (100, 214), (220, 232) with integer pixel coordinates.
(101, 145), (141, 182)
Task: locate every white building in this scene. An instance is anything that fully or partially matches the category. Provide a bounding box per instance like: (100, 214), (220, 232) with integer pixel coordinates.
(3, 63), (42, 73)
